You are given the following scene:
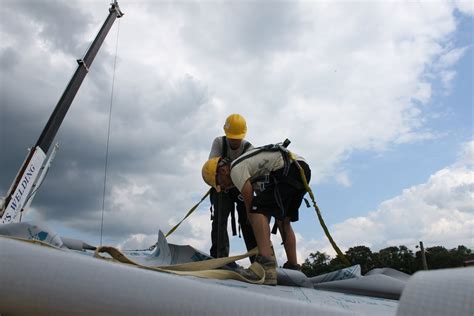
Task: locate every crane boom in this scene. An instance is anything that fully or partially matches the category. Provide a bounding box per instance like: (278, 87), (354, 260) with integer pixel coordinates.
(1, 1), (124, 224)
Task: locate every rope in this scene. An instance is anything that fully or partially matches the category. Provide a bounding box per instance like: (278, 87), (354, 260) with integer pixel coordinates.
(288, 151), (351, 266)
(100, 19), (121, 246)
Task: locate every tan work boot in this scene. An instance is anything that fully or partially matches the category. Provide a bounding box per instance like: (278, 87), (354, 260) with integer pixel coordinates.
(234, 264), (261, 282)
(256, 255), (277, 286)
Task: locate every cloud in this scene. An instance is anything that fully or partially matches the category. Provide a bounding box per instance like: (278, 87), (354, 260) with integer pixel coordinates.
(454, 0), (474, 15)
(335, 171), (352, 188)
(299, 140), (474, 260)
(0, 1), (471, 251)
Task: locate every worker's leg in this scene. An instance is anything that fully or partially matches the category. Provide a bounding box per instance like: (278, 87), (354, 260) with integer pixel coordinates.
(248, 212), (272, 258)
(245, 211), (277, 285)
(210, 190), (232, 258)
(277, 217), (297, 265)
(235, 196), (257, 262)
(277, 160), (311, 266)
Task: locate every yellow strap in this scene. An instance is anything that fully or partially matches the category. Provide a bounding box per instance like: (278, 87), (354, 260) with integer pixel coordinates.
(1, 236), (264, 284)
(288, 151), (351, 267)
(165, 189), (211, 238)
(94, 245), (264, 284)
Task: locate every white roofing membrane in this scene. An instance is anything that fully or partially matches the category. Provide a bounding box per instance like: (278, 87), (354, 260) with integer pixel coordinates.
(0, 222), (472, 315)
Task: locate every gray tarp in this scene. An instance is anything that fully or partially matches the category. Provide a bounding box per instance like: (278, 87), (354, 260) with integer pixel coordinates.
(315, 273), (407, 300)
(309, 264), (361, 284)
(1, 222), (472, 315)
(0, 236), (399, 316)
(396, 267), (474, 316)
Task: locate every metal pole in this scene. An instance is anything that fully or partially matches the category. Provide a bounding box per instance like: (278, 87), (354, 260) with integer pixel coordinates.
(420, 241), (428, 270)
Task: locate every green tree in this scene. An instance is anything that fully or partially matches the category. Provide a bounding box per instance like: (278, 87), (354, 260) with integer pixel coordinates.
(420, 245), (471, 270)
(422, 246), (449, 269)
(449, 245), (472, 266)
(301, 251), (332, 277)
(345, 245), (376, 274)
(372, 245), (416, 273)
(302, 244), (472, 276)
(328, 254), (350, 272)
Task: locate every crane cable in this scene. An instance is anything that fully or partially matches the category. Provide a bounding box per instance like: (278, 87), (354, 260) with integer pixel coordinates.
(100, 19), (121, 246)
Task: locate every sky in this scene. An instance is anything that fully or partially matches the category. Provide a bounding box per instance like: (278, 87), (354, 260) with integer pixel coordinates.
(0, 0), (472, 265)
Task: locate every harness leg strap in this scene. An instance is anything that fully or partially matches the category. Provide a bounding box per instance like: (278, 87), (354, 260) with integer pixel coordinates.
(230, 208), (237, 236)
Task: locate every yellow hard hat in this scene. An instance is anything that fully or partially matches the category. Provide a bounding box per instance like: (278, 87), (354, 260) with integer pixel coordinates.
(223, 114), (247, 139)
(202, 157), (221, 189)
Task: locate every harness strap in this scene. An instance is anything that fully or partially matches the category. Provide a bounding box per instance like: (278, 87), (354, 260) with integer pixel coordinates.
(271, 221), (278, 235)
(232, 143), (288, 169)
(221, 136), (228, 158)
(243, 141), (252, 153)
(250, 170), (305, 191)
(230, 207), (237, 236)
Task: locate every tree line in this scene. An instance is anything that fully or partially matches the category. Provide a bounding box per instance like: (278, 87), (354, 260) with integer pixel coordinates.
(301, 245), (472, 277)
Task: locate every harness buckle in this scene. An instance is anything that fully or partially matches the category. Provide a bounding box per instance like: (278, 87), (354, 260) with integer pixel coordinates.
(259, 174), (270, 191)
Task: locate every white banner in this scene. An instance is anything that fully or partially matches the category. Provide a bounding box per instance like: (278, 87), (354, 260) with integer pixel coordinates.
(1, 147), (47, 224)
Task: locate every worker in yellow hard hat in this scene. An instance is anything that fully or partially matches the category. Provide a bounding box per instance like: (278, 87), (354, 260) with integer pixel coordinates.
(207, 114), (257, 262)
(202, 144), (311, 285)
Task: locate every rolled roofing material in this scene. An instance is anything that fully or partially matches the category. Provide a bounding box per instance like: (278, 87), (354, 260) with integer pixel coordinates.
(61, 237), (96, 251)
(396, 267), (474, 316)
(0, 236), (399, 316)
(315, 274), (407, 300)
(3, 223), (469, 315)
(276, 268), (314, 288)
(309, 265), (361, 285)
(366, 268), (410, 281)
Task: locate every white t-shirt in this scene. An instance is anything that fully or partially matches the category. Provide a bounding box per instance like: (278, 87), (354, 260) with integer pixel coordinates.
(230, 149), (305, 192)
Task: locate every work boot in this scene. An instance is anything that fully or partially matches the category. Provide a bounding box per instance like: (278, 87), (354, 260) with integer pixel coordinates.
(282, 261), (301, 271)
(234, 264), (260, 281)
(256, 255), (277, 286)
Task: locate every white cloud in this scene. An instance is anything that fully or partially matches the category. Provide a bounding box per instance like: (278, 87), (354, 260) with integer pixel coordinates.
(298, 140), (474, 259)
(335, 171), (352, 188)
(454, 0), (474, 15)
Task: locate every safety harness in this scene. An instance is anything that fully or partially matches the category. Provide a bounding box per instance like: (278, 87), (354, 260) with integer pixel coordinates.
(231, 141), (302, 240)
(231, 140), (350, 266)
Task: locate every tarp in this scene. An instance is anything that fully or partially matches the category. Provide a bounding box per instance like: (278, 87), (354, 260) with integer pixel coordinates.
(0, 236), (399, 316)
(0, 222), (63, 248)
(2, 222), (472, 315)
(315, 273), (406, 300)
(120, 230), (214, 266)
(309, 265), (361, 284)
(396, 267), (474, 316)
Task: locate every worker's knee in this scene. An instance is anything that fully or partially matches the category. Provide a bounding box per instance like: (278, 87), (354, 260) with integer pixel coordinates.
(276, 217), (291, 228)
